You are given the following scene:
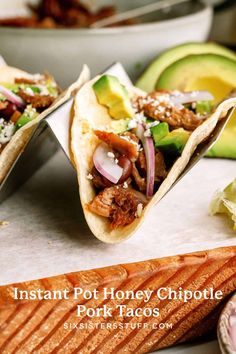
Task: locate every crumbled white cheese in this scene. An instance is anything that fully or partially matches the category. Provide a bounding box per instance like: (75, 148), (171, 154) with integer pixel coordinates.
(37, 84), (50, 96)
(0, 119), (15, 144)
(146, 121), (159, 129)
(120, 135), (138, 148)
(191, 102), (196, 109)
(144, 129), (151, 137)
(135, 112), (145, 123)
(24, 87), (34, 96)
(31, 73), (44, 81)
(24, 105), (37, 119)
(128, 119), (137, 130)
(123, 182), (128, 189)
(190, 91), (198, 98)
(86, 173), (94, 180)
(135, 203), (143, 218)
(107, 152), (115, 158)
(196, 113), (205, 119)
(115, 158), (119, 164)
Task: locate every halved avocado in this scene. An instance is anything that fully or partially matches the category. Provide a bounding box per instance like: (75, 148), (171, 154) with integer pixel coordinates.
(205, 112), (236, 159)
(136, 42), (236, 93)
(156, 54), (236, 104)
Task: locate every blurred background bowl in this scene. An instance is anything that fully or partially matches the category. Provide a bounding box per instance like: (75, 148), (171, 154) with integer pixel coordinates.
(0, 0), (212, 87)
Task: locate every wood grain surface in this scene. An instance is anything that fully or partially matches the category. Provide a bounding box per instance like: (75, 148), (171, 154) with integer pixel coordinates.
(0, 246), (236, 353)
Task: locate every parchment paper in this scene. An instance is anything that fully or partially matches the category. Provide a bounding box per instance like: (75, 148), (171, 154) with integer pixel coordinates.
(0, 150), (235, 353)
(0, 151), (235, 285)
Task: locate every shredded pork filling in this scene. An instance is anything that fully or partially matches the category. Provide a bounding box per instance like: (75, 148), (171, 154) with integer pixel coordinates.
(88, 186), (146, 229)
(88, 129), (167, 229)
(0, 75), (59, 153)
(88, 89), (211, 229)
(136, 92), (203, 131)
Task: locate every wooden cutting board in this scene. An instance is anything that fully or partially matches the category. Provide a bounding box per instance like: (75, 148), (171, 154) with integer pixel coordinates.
(0, 151), (236, 353)
(0, 246), (236, 353)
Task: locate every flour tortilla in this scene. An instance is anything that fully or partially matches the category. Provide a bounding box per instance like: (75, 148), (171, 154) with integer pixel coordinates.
(71, 76), (236, 243)
(0, 65), (90, 184)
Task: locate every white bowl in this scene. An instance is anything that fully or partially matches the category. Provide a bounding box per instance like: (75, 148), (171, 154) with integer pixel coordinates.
(0, 1), (212, 87)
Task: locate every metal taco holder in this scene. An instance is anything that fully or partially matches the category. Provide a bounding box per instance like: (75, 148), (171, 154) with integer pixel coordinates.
(0, 63), (132, 203)
(0, 62), (233, 204)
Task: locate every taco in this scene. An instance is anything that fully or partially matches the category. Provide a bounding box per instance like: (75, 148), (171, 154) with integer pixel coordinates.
(71, 74), (236, 243)
(0, 64), (90, 183)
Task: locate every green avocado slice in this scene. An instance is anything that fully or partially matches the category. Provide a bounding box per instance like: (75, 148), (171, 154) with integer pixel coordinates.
(15, 107), (38, 131)
(93, 75), (134, 120)
(206, 112), (236, 159)
(155, 128), (190, 155)
(151, 122), (169, 145)
(195, 101), (213, 115)
(136, 42), (236, 92)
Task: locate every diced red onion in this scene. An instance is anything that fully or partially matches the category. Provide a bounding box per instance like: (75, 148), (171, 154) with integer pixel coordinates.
(170, 91), (214, 105)
(0, 85), (25, 108)
(136, 123), (155, 198)
(93, 143), (123, 184)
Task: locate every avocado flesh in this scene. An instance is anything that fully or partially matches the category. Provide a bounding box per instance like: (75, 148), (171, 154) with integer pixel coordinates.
(155, 128), (190, 155)
(151, 122), (169, 144)
(108, 119), (130, 134)
(185, 77), (233, 104)
(93, 75), (134, 119)
(135, 42), (236, 92)
(109, 99), (134, 120)
(15, 109), (38, 131)
(196, 101), (213, 115)
(157, 54), (236, 101)
(205, 113), (236, 158)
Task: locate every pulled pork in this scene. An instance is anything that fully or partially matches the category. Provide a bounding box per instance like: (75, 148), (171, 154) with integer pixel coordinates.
(0, 102), (22, 122)
(132, 149), (167, 191)
(136, 92), (202, 131)
(0, 0), (116, 28)
(94, 130), (139, 161)
(88, 186), (145, 229)
(132, 162), (146, 192)
(18, 91), (55, 110)
(0, 101), (8, 111)
(15, 77), (40, 85)
(91, 167), (113, 190)
(155, 150), (168, 182)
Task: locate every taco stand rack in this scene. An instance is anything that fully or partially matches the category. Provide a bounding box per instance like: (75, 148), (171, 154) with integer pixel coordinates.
(0, 63), (234, 204)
